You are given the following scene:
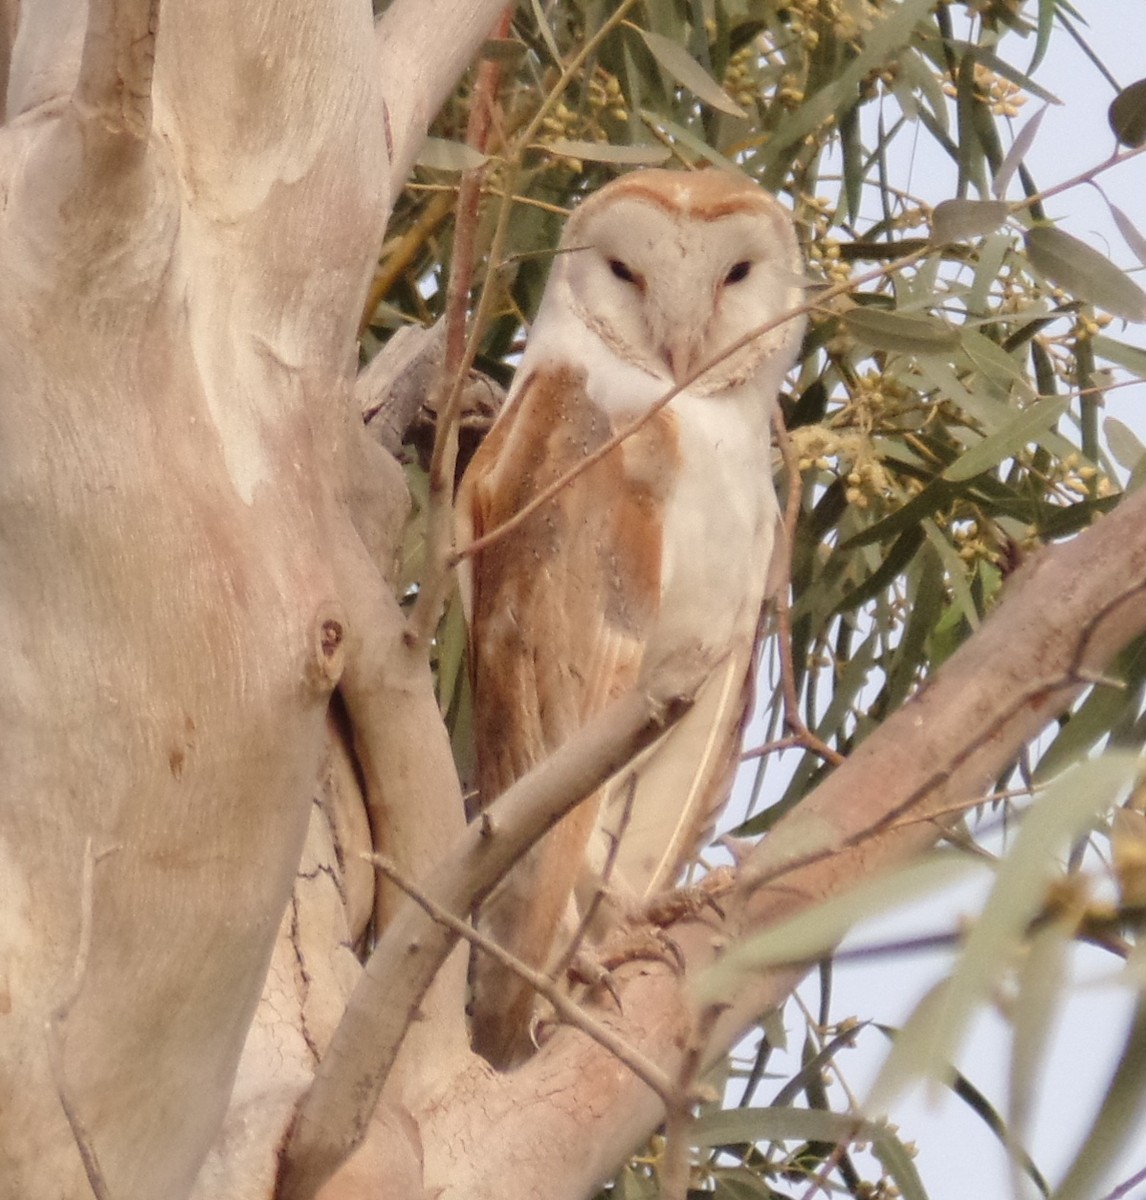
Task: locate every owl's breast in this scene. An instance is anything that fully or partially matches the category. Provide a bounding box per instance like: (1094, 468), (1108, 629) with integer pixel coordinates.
(643, 386), (777, 679)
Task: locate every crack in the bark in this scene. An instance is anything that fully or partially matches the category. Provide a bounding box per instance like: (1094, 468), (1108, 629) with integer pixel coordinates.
(289, 893), (322, 1065)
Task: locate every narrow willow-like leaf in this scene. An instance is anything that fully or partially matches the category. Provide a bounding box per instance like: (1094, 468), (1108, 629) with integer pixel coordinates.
(1053, 995), (1146, 1200)
(842, 308), (960, 353)
(545, 138), (670, 165)
(1092, 333), (1146, 376)
(1033, 664), (1137, 784)
(639, 108), (741, 171)
(637, 28), (746, 117)
(1108, 77), (1146, 148)
(870, 753), (1139, 1112)
(923, 519), (982, 634)
(1026, 226), (1146, 322)
(691, 1106), (876, 1148)
(993, 103), (1048, 199)
(694, 855), (982, 1005)
(415, 137), (489, 172)
(948, 41), (1062, 106)
(760, 0), (936, 164)
(1109, 202), (1146, 270)
(528, 0), (563, 66)
(870, 1126), (930, 1200)
(960, 328), (1034, 403)
(930, 198), (1010, 244)
(1105, 415), (1146, 473)
(1028, 0), (1055, 73)
(1009, 919), (1070, 1189)
(942, 394), (1069, 483)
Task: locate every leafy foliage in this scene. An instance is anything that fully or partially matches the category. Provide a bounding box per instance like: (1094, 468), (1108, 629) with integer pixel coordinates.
(367, 2), (1146, 1196)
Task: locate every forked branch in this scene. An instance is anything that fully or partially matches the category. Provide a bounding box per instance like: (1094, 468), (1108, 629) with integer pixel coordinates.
(276, 680), (698, 1200)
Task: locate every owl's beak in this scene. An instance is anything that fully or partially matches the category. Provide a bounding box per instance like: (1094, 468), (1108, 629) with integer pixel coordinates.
(660, 333), (706, 386)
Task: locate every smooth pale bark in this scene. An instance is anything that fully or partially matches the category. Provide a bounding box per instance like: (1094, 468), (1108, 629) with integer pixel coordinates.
(0, 1), (504, 1197)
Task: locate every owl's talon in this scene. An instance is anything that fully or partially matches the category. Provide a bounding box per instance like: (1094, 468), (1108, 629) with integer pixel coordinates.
(644, 867), (736, 929)
(567, 950), (625, 1012)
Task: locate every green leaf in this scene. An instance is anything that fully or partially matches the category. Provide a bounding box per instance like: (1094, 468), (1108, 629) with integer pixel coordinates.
(1053, 995), (1146, 1200)
(528, 0), (563, 66)
(1108, 77), (1146, 148)
(545, 138), (671, 165)
(1025, 226), (1146, 322)
(1028, 0), (1055, 74)
(1105, 415), (1146, 472)
(960, 328), (1035, 404)
(1092, 333), (1146, 376)
(993, 103), (1048, 200)
(416, 137), (489, 172)
(1109, 202), (1146, 270)
(637, 28), (746, 117)
(869, 753), (1139, 1111)
(694, 855), (982, 1006)
(1010, 920), (1071, 1173)
(870, 1124), (931, 1200)
(942, 394), (1069, 482)
(930, 199), (1010, 244)
(691, 1106), (876, 1148)
(759, 0), (936, 166)
(842, 308), (960, 354)
(639, 108), (742, 171)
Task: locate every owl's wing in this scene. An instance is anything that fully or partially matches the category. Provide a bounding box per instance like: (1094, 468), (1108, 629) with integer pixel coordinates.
(457, 361), (672, 1067)
(596, 650), (749, 896)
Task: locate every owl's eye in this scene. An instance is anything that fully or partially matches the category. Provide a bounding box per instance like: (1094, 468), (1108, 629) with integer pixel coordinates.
(724, 260), (752, 285)
(608, 258), (638, 284)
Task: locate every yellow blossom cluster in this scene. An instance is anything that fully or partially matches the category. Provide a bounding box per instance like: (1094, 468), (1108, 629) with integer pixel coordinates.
(809, 237), (851, 285)
(1057, 452), (1116, 501)
(789, 425), (897, 509)
(537, 67), (627, 147)
(782, 0), (883, 48)
(722, 41), (764, 109)
(941, 62), (1026, 118)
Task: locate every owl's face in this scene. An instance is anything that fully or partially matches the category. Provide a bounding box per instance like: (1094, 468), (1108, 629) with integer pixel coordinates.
(555, 170), (803, 394)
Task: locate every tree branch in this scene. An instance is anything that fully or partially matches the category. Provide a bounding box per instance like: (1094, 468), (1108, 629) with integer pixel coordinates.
(375, 0), (515, 187)
(276, 679), (698, 1200)
(369, 853), (679, 1107)
(414, 484), (1146, 1200)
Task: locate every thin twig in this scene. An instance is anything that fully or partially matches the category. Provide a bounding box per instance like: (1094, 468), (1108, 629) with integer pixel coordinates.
(739, 734), (805, 760)
(1010, 142), (1146, 217)
(408, 5), (514, 648)
(368, 852), (679, 1107)
(548, 774), (637, 983)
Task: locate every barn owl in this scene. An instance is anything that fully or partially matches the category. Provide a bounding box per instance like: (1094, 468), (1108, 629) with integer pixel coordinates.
(456, 168), (804, 1069)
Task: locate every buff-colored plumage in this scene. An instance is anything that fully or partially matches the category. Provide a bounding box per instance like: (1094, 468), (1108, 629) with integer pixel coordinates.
(457, 169), (804, 1068)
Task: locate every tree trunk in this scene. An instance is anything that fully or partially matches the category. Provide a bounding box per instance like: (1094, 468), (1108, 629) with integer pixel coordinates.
(4, 4), (1146, 1200)
(0, 2), (502, 1195)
